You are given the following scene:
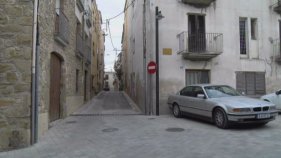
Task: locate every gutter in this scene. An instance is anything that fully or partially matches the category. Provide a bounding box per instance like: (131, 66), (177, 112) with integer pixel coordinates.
(31, 0), (39, 145)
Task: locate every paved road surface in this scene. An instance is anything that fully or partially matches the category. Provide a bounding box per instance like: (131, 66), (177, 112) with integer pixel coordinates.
(1, 91), (281, 158)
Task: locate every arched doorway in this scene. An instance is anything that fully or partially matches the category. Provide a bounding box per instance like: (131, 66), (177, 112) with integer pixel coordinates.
(49, 53), (62, 122)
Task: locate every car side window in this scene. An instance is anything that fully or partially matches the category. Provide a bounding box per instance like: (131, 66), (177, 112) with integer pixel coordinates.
(180, 87), (193, 97)
(192, 87), (205, 98)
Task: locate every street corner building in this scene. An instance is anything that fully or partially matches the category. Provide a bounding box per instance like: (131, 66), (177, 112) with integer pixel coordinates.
(120, 0), (281, 115)
(0, 0), (104, 150)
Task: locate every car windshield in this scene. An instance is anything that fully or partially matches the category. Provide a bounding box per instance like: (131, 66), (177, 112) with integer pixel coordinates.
(204, 85), (241, 98)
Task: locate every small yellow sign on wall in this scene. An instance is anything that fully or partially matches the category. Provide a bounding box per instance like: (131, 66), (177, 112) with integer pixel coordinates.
(163, 48), (172, 55)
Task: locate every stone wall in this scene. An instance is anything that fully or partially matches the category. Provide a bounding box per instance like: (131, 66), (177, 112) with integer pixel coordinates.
(0, 0), (34, 150)
(37, 0), (91, 136)
(0, 0), (96, 151)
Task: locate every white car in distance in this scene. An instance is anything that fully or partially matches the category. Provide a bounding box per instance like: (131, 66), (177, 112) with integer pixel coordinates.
(261, 90), (281, 111)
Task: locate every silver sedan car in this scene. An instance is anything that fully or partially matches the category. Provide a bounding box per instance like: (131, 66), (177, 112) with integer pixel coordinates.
(168, 84), (279, 129)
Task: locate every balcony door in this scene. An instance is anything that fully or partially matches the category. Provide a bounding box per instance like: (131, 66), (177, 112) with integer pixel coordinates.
(188, 14), (206, 52)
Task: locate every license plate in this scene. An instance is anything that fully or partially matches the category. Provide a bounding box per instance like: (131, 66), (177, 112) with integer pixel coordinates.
(257, 114), (271, 119)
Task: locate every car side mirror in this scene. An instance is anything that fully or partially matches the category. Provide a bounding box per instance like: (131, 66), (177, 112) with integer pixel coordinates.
(197, 94), (206, 99)
(276, 90), (281, 95)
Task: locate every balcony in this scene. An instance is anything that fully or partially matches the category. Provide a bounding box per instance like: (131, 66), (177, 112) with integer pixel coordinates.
(181, 0), (215, 8)
(273, 0), (281, 14)
(76, 33), (84, 58)
(76, 0), (85, 11)
(273, 39), (281, 64)
(54, 9), (69, 46)
(177, 32), (223, 61)
(85, 8), (92, 28)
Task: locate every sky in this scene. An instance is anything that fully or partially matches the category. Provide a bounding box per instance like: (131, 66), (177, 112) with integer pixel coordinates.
(96, 0), (126, 72)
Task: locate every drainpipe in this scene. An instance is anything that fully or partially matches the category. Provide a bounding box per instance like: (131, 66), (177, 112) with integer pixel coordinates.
(31, 0), (39, 145)
(143, 0), (147, 114)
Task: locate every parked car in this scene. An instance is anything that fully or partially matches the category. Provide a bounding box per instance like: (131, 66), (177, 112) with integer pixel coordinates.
(103, 85), (110, 91)
(261, 89), (281, 111)
(168, 84), (278, 129)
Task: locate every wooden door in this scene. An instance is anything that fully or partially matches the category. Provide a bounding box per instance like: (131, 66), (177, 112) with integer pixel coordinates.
(50, 54), (61, 122)
(84, 70), (87, 101)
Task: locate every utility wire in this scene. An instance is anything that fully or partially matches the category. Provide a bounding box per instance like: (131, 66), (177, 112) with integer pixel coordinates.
(107, 20), (116, 50)
(104, 0), (136, 62)
(107, 0), (136, 21)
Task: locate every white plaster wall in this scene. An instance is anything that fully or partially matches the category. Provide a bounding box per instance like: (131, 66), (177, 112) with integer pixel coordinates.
(105, 72), (115, 90)
(125, 0), (281, 114)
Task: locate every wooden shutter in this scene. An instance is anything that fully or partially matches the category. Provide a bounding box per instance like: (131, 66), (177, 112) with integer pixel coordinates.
(236, 72), (246, 94)
(255, 72), (265, 95)
(246, 72), (255, 95)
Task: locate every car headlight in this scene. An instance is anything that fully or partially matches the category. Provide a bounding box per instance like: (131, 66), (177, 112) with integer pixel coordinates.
(232, 108), (251, 113)
(270, 106), (276, 110)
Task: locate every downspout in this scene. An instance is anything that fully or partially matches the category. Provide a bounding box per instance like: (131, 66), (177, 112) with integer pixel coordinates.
(143, 0), (147, 114)
(31, 0), (39, 145)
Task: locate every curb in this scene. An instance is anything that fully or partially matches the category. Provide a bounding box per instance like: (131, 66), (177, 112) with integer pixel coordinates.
(122, 91), (142, 114)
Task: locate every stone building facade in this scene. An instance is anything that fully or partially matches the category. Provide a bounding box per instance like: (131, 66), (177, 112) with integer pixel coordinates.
(92, 3), (104, 94)
(0, 0), (103, 151)
(0, 0), (34, 150)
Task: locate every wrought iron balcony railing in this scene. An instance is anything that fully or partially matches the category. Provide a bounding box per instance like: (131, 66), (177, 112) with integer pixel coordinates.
(54, 9), (69, 46)
(76, 0), (85, 11)
(273, 0), (281, 14)
(181, 0), (215, 8)
(177, 32), (223, 61)
(272, 39), (281, 64)
(85, 8), (92, 28)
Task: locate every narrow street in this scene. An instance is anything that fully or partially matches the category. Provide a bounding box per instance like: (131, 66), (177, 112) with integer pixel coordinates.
(1, 92), (281, 158)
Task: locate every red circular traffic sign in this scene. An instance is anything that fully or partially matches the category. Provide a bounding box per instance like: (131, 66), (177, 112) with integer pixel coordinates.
(147, 61), (157, 74)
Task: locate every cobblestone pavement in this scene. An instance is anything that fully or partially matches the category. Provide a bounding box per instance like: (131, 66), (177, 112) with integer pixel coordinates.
(1, 92), (281, 158)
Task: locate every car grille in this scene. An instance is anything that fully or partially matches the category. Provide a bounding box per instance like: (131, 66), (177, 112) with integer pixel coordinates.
(253, 107), (261, 112)
(253, 106), (269, 112)
(263, 106), (269, 111)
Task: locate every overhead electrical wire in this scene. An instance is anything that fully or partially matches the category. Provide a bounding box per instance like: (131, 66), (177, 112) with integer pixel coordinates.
(107, 20), (116, 50)
(104, 0), (136, 61)
(107, 0), (136, 21)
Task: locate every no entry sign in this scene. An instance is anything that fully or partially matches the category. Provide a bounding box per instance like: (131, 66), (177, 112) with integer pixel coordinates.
(147, 61), (157, 74)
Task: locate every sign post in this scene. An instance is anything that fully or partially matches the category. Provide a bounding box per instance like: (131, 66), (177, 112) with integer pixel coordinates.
(147, 61), (156, 115)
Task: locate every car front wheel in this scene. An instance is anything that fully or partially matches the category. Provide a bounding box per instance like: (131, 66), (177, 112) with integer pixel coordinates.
(173, 103), (181, 118)
(213, 108), (229, 129)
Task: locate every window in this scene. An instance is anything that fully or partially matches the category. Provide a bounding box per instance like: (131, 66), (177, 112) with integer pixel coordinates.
(239, 18), (248, 55)
(180, 86), (193, 96)
(188, 14), (206, 52)
(236, 72), (265, 96)
(193, 87), (205, 98)
(56, 0), (65, 14)
(76, 69), (79, 93)
(186, 70), (210, 86)
(180, 86), (205, 98)
(251, 18), (257, 40)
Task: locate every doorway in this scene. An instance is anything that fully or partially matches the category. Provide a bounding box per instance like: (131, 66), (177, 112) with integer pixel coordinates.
(188, 14), (206, 52)
(84, 70), (88, 102)
(49, 53), (62, 122)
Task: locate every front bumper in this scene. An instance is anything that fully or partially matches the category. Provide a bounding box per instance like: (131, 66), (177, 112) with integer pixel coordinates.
(227, 111), (279, 123)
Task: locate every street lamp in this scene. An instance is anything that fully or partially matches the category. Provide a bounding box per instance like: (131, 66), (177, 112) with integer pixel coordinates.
(155, 6), (164, 116)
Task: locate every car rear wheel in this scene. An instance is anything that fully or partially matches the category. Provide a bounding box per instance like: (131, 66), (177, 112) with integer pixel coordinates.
(213, 108), (229, 129)
(173, 103), (181, 118)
